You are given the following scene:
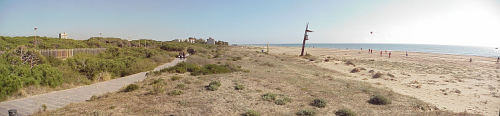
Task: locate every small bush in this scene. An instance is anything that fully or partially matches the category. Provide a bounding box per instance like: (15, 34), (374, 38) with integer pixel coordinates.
(335, 108), (357, 116)
(260, 62), (275, 67)
(373, 72), (384, 78)
(283, 96), (293, 103)
(262, 93), (277, 101)
(151, 84), (164, 94)
(350, 68), (360, 73)
(275, 99), (287, 105)
(150, 78), (164, 85)
(235, 84), (245, 90)
(209, 81), (221, 87)
(208, 81), (221, 91)
(176, 83), (185, 89)
(171, 76), (182, 81)
(170, 90), (183, 95)
(245, 110), (261, 116)
(208, 84), (219, 91)
(124, 84), (139, 92)
(109, 106), (116, 109)
(42, 104), (47, 111)
(312, 98), (327, 108)
(369, 95), (391, 105)
(296, 109), (317, 116)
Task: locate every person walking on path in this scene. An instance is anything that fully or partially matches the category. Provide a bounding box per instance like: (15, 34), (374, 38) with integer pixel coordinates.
(389, 52), (391, 58)
(178, 51), (183, 60)
(182, 52), (186, 60)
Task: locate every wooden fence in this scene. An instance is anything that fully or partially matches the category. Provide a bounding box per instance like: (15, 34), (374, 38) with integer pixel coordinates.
(39, 48), (107, 59)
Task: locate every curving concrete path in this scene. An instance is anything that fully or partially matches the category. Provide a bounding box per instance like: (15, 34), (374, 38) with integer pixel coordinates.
(0, 58), (185, 116)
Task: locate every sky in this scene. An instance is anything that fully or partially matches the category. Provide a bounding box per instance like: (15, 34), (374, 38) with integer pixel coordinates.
(1, 0), (499, 47)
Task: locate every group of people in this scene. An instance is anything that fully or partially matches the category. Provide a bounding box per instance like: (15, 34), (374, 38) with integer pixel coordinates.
(178, 51), (186, 60)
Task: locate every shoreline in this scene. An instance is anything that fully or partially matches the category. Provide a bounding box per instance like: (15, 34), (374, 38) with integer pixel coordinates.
(246, 44), (500, 58)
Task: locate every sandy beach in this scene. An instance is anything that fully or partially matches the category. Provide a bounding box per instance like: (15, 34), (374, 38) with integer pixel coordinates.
(251, 45), (500, 115)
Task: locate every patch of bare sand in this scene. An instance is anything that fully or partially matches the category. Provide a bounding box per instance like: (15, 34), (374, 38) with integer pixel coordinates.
(258, 45), (499, 116)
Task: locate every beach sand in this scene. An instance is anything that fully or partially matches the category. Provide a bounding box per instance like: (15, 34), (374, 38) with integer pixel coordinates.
(250, 45), (500, 116)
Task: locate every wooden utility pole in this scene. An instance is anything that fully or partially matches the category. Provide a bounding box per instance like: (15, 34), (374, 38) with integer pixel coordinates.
(300, 23), (313, 56)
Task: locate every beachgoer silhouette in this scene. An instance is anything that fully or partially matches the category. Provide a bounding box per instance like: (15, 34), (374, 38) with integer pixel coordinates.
(380, 51), (382, 57)
(389, 52), (391, 58)
(179, 52), (182, 60)
(497, 57), (499, 62)
(361, 48), (362, 50)
(182, 52), (186, 60)
(470, 58), (472, 62)
(406, 51), (408, 56)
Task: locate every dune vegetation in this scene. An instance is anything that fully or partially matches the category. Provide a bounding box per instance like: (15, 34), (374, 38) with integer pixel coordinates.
(0, 36), (215, 101)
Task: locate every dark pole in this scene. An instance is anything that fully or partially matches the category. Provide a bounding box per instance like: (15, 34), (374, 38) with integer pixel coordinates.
(300, 23), (309, 56)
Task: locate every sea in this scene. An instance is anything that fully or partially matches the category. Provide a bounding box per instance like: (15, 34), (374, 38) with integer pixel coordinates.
(245, 43), (500, 58)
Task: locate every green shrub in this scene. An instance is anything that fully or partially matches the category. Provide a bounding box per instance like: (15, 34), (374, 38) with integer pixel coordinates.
(262, 93), (276, 101)
(312, 98), (327, 108)
(283, 96), (293, 103)
(109, 106), (116, 109)
(171, 76), (182, 81)
(208, 84), (219, 91)
(201, 64), (232, 75)
(123, 84), (139, 92)
(369, 95), (391, 105)
(275, 99), (287, 105)
(235, 84), (245, 90)
(42, 104), (47, 111)
(209, 81), (221, 87)
(176, 83), (185, 89)
(296, 109), (316, 116)
(170, 90), (183, 95)
(245, 110), (261, 116)
(150, 78), (164, 85)
(150, 84), (164, 94)
(335, 108), (357, 116)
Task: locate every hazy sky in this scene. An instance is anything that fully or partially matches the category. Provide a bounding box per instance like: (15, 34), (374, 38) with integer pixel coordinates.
(1, 0), (499, 47)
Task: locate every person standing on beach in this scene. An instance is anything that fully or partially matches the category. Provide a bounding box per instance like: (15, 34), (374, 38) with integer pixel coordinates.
(389, 52), (391, 58)
(380, 51), (382, 57)
(470, 58), (472, 62)
(497, 57), (499, 62)
(406, 51), (408, 56)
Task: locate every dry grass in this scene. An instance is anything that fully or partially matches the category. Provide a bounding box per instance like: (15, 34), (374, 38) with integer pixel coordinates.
(33, 46), (479, 116)
(186, 55), (213, 66)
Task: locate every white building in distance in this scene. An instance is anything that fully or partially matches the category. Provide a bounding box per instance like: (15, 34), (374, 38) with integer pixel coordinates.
(206, 38), (215, 45)
(59, 32), (68, 39)
(173, 39), (195, 43)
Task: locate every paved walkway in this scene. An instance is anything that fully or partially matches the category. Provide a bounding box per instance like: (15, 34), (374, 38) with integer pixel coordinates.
(0, 58), (185, 116)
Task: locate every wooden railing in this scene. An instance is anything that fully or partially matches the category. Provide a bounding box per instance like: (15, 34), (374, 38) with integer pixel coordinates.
(39, 48), (106, 59)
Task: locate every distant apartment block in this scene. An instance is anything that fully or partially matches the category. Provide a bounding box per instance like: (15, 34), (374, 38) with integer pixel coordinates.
(59, 32), (68, 39)
(173, 39), (195, 43)
(206, 38), (215, 45)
